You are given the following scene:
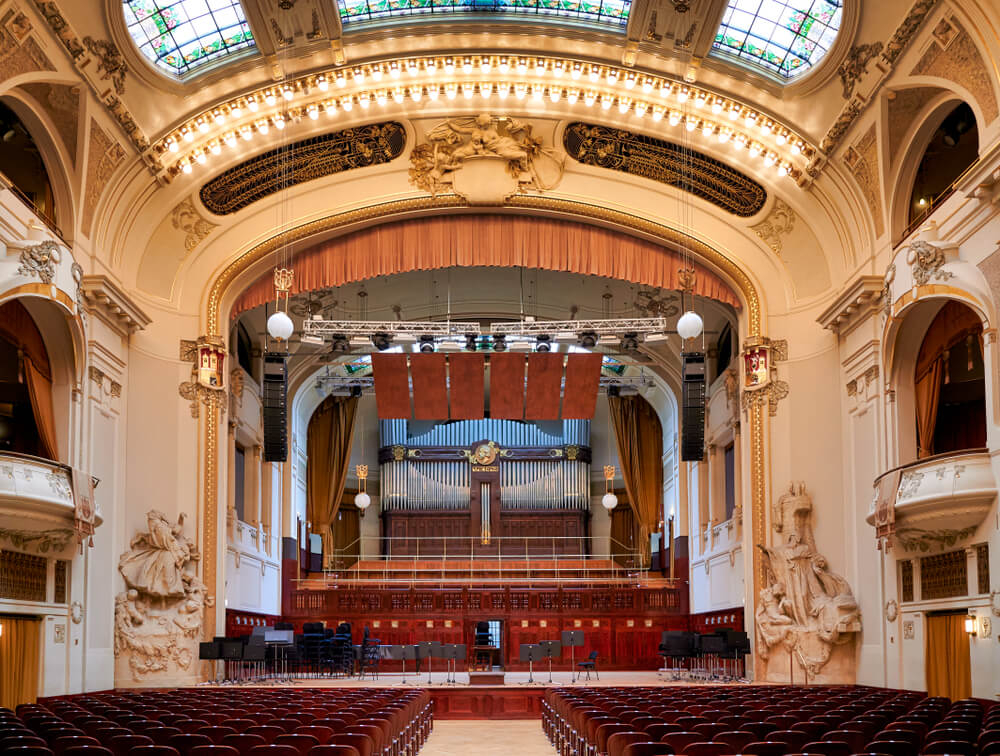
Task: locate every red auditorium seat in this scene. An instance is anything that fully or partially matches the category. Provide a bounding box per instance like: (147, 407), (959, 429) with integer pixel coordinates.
(273, 733), (319, 755)
(741, 742), (787, 755)
(682, 743), (729, 756)
(923, 741), (974, 755)
(196, 727), (239, 745)
(60, 747), (114, 755)
(661, 732), (700, 752)
(608, 731), (650, 756)
(52, 736), (101, 754)
(714, 731), (755, 751)
(269, 720), (302, 735)
(188, 748), (239, 756)
(221, 733), (268, 752)
(167, 733), (213, 755)
(621, 744), (675, 756)
(247, 726), (283, 744)
(309, 747), (361, 756)
(597, 722), (636, 753)
(2, 735), (49, 749)
(5, 747), (56, 755)
(800, 741), (852, 755)
(767, 729), (811, 751)
(129, 747), (182, 756)
(329, 733), (373, 756)
(246, 746), (299, 756)
(691, 723), (724, 740)
(864, 740), (914, 756)
(108, 733), (155, 755)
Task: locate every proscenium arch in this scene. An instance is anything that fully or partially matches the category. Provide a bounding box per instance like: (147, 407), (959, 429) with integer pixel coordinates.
(197, 197), (771, 665)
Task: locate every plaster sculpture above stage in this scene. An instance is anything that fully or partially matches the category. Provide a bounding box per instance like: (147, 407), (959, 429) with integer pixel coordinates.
(409, 114), (565, 204)
(756, 481), (861, 683)
(114, 510), (214, 685)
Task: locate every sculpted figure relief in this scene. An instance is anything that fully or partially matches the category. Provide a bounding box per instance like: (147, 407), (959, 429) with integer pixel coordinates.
(115, 511), (214, 683)
(756, 482), (861, 678)
(409, 114), (564, 198)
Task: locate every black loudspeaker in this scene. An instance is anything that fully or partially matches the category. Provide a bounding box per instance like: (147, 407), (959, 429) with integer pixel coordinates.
(263, 352), (288, 462)
(681, 351), (706, 461)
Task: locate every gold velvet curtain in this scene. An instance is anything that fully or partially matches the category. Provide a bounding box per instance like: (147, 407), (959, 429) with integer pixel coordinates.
(925, 613), (971, 700)
(0, 616), (41, 710)
(0, 301), (58, 460)
(608, 396), (663, 567)
(609, 496), (635, 567)
(332, 494), (361, 569)
(306, 395), (358, 550)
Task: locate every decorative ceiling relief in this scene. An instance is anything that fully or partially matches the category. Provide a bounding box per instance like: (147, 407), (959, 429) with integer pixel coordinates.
(200, 122), (405, 215)
(885, 87), (946, 164)
(844, 124), (884, 238)
(82, 120), (126, 238)
(911, 17), (999, 124)
(838, 42), (883, 99)
(563, 122), (766, 217)
(409, 115), (564, 204)
(0, 6), (55, 79)
(171, 197), (218, 253)
(83, 37), (127, 95)
(752, 198), (796, 254)
(20, 83), (81, 165)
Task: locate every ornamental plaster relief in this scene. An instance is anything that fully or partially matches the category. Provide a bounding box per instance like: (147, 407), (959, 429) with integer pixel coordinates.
(0, 6), (54, 80)
(19, 82), (80, 166)
(81, 119), (125, 238)
(844, 125), (885, 239)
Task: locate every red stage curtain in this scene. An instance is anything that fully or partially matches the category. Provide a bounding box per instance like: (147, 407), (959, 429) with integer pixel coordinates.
(449, 354), (485, 419)
(562, 353), (603, 419)
(525, 353), (564, 420)
(372, 354), (411, 418)
(489, 353), (526, 419)
(232, 215), (742, 318)
(410, 354), (449, 420)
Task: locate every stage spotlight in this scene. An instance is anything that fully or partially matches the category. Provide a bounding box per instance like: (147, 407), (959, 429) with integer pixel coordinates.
(465, 333), (479, 352)
(579, 331), (598, 348)
(607, 385), (621, 397)
(419, 335), (436, 353)
(535, 335), (552, 352)
(620, 332), (640, 351)
(492, 334), (507, 352)
(371, 332), (393, 351)
(331, 335), (350, 352)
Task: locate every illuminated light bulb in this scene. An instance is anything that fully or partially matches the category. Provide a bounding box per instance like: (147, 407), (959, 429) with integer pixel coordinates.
(702, 123), (714, 138)
(498, 58), (510, 74)
(390, 63), (400, 78)
(336, 72), (347, 87)
(427, 86), (439, 101)
(264, 92), (277, 107)
(462, 58), (473, 74)
(463, 83), (475, 99)
(685, 118), (696, 132)
(549, 87), (561, 103)
(267, 311), (294, 341)
(341, 97), (353, 111)
(588, 66), (600, 83)
(763, 152), (776, 166)
(181, 161), (192, 174)
(425, 59), (436, 75)
(553, 61), (565, 77)
(497, 82), (509, 99)
(517, 58), (527, 74)
(445, 83), (458, 100)
(744, 113), (756, 127)
(717, 129), (731, 143)
(602, 492), (618, 510)
(410, 87), (423, 102)
(213, 110), (225, 125)
(358, 92), (371, 108)
(317, 76), (329, 91)
(224, 132), (237, 146)
(282, 86), (294, 101)
(375, 90), (387, 106)
(694, 94), (706, 108)
(791, 141), (802, 155)
(167, 140), (179, 153)
(584, 91), (596, 106)
(534, 59), (545, 76)
(257, 120), (269, 135)
(194, 150), (206, 164)
(677, 311), (703, 340)
(407, 60), (419, 75)
(571, 64), (582, 80)
(480, 56), (492, 73)
(677, 89), (689, 103)
(273, 115), (285, 129)
(371, 67), (384, 81)
(748, 142), (761, 157)
(642, 78), (653, 93)
(566, 89), (579, 104)
(514, 84), (527, 100)
(355, 491), (370, 511)
(444, 59), (456, 75)
(777, 162), (788, 177)
(711, 99), (722, 114)
(600, 95), (613, 110)
(230, 103), (242, 119)
(760, 119), (772, 133)
(197, 120), (210, 133)
(606, 69), (619, 84)
(354, 67), (366, 82)
(240, 126), (253, 140)
(208, 141), (221, 155)
(307, 105), (319, 120)
(392, 87), (405, 104)
(668, 111), (681, 126)
(618, 98), (630, 114)
(324, 101), (337, 116)
(728, 106), (739, 121)
(775, 131), (787, 146)
(532, 86), (544, 102)
(733, 133), (747, 149)
(634, 101), (647, 117)
(651, 107), (664, 122)
(247, 97), (259, 112)
(624, 74), (636, 89)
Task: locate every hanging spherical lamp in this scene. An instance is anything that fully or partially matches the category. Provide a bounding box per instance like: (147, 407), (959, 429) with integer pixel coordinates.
(354, 491), (371, 510)
(267, 310), (294, 341)
(602, 491), (618, 510)
(676, 310), (704, 340)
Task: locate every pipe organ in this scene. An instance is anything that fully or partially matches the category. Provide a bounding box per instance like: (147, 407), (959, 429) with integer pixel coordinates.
(378, 419), (592, 556)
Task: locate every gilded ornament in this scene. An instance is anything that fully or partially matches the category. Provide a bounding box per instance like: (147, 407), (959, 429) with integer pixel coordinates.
(751, 199), (796, 255)
(838, 42), (884, 99)
(170, 197), (217, 253)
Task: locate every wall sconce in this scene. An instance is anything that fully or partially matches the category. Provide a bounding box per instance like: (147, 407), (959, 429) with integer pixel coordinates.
(964, 614), (978, 636)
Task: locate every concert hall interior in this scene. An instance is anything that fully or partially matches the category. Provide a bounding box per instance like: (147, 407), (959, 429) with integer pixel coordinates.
(2, 0), (1000, 753)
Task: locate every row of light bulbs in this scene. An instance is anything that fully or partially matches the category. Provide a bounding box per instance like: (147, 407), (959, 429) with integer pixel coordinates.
(158, 54), (814, 157)
(172, 82), (798, 179)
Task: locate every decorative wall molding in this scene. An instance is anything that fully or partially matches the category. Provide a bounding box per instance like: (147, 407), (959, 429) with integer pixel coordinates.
(741, 379), (789, 417)
(817, 275), (884, 335)
(81, 120), (126, 237)
(82, 36), (127, 95)
(0, 526), (75, 553)
(17, 240), (61, 283)
(844, 124), (885, 238)
(751, 199), (795, 254)
(89, 364), (122, 398)
(907, 240), (955, 286)
(838, 42), (884, 99)
(179, 378), (227, 419)
(80, 275), (152, 335)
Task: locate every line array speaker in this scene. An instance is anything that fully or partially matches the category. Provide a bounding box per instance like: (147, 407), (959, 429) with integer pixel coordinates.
(681, 351), (706, 461)
(263, 352), (288, 462)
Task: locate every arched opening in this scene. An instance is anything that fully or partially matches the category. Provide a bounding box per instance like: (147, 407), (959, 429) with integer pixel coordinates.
(0, 300), (59, 460)
(0, 100), (57, 227)
(907, 102), (979, 229)
(914, 300), (985, 458)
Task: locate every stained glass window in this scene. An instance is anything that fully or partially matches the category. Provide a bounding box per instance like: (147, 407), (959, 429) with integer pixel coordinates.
(336, 0), (631, 29)
(123, 0), (256, 76)
(712, 0), (842, 79)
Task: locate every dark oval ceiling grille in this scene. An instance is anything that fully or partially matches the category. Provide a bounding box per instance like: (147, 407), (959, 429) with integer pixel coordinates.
(563, 122), (767, 217)
(199, 121), (407, 215)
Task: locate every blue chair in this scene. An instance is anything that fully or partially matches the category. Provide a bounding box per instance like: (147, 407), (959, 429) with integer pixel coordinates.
(577, 650), (599, 680)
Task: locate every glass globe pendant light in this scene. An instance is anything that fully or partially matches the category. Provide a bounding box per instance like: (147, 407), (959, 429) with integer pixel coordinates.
(602, 464), (618, 510)
(267, 267), (295, 341)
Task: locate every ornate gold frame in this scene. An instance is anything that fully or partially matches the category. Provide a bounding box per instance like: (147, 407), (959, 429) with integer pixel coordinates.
(198, 196), (768, 651)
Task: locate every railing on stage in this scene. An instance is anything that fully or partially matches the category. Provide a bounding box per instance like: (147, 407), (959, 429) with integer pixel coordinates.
(319, 535), (653, 587)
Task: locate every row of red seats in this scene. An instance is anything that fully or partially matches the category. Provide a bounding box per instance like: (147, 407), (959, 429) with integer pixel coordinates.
(1, 688), (432, 756)
(542, 684), (998, 756)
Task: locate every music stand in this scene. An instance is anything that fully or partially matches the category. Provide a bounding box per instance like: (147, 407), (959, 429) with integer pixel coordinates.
(561, 630), (584, 683)
(700, 633), (727, 679)
(538, 640), (561, 683)
(444, 643), (466, 684)
(519, 643), (542, 684)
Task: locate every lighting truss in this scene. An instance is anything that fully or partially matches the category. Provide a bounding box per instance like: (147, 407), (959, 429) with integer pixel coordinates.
(302, 317), (668, 339)
(490, 318), (667, 335)
(303, 319), (479, 337)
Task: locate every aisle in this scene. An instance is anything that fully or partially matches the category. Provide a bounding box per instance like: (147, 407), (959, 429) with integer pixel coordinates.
(420, 720), (555, 755)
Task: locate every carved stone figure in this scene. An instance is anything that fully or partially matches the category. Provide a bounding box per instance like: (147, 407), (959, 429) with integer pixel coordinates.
(114, 511), (214, 684)
(409, 114), (564, 200)
(756, 482), (861, 680)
